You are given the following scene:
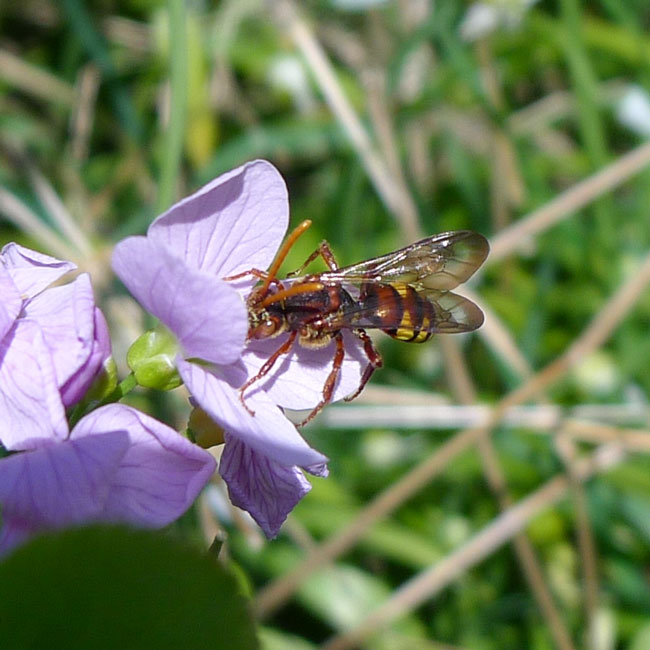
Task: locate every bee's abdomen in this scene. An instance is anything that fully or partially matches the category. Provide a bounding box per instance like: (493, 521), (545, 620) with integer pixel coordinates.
(361, 283), (434, 343)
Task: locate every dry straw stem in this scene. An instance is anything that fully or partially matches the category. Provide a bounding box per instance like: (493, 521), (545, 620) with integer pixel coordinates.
(554, 432), (600, 649)
(319, 442), (625, 650)
(24, 160), (93, 259)
(563, 420), (650, 453)
(0, 186), (76, 262)
(254, 248), (650, 620)
(461, 286), (535, 381)
(70, 65), (101, 163)
(443, 334), (574, 650)
(268, 0), (421, 243)
(322, 404), (650, 439)
(0, 48), (74, 106)
(308, 11), (566, 637)
(486, 139), (650, 265)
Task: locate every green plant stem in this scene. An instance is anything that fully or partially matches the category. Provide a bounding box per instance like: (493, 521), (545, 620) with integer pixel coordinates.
(68, 374), (138, 429)
(157, 0), (188, 213)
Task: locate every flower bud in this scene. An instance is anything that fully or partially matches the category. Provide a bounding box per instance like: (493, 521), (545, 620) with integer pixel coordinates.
(127, 325), (182, 391)
(188, 406), (225, 448)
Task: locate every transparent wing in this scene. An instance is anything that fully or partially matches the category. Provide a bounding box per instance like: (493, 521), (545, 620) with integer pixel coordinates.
(321, 230), (489, 291)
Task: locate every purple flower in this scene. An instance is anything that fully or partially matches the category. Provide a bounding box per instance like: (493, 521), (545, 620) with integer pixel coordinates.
(0, 244), (111, 451)
(0, 403), (216, 555)
(112, 160), (364, 537)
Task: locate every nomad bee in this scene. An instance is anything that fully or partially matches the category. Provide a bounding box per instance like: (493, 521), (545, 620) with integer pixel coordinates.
(226, 221), (489, 426)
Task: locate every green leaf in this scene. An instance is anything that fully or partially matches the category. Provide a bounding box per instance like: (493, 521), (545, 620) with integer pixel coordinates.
(0, 525), (258, 650)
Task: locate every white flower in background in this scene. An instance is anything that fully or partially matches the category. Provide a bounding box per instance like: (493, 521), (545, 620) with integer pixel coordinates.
(329, 0), (389, 10)
(267, 55), (316, 113)
(460, 0), (539, 42)
(616, 85), (650, 138)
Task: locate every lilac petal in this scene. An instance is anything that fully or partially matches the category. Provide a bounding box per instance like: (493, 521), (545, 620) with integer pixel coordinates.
(112, 237), (246, 364)
(60, 307), (112, 407)
(219, 435), (312, 538)
(0, 265), (22, 342)
(0, 320), (68, 450)
(71, 404), (216, 527)
(1, 242), (76, 298)
(305, 461), (329, 478)
(148, 160), (289, 281)
(0, 518), (34, 557)
(23, 274), (97, 397)
(241, 330), (367, 410)
(0, 431), (130, 528)
(178, 357), (327, 468)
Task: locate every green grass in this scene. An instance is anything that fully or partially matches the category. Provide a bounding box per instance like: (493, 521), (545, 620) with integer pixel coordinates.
(2, 1), (650, 648)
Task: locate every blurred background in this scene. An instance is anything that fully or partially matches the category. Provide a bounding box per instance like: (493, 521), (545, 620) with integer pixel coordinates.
(2, 1), (650, 649)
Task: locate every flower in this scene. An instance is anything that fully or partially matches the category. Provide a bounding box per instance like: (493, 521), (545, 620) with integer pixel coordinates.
(459, 0), (539, 42)
(0, 403), (216, 556)
(0, 244), (111, 451)
(112, 160), (365, 537)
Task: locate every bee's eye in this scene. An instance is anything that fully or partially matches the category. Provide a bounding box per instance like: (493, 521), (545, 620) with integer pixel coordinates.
(250, 317), (281, 339)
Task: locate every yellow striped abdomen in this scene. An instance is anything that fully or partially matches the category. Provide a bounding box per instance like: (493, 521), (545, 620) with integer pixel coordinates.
(359, 283), (435, 343)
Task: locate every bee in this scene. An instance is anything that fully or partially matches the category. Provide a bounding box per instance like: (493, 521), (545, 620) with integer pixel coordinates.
(226, 220), (489, 426)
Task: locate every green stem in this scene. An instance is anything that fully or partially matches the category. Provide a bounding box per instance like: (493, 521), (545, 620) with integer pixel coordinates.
(68, 373), (138, 428)
(156, 0), (188, 213)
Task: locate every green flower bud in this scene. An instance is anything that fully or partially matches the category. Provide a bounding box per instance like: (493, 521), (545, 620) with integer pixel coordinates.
(127, 325), (182, 391)
(188, 406), (225, 448)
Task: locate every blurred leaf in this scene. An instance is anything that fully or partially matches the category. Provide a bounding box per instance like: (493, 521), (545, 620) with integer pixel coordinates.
(0, 525), (258, 650)
(627, 622), (650, 650)
(298, 563), (424, 637)
(259, 627), (316, 650)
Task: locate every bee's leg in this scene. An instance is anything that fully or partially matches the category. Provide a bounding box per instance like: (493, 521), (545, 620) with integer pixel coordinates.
(287, 240), (340, 277)
(222, 268), (284, 291)
(345, 328), (383, 402)
(222, 268), (268, 282)
(298, 331), (345, 427)
(239, 331), (297, 416)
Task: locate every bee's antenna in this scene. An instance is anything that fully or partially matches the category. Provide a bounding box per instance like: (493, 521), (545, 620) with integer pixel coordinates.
(259, 219), (312, 296)
(261, 281), (324, 308)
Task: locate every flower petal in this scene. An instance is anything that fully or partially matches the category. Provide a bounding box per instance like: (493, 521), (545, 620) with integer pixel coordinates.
(1, 243), (76, 298)
(0, 518), (34, 556)
(219, 434), (312, 538)
(112, 236), (247, 364)
(60, 307), (112, 407)
(23, 274), (101, 402)
(241, 330), (367, 410)
(0, 265), (22, 342)
(0, 431), (130, 529)
(0, 320), (68, 450)
(71, 404), (216, 527)
(148, 160), (289, 281)
(178, 357), (327, 468)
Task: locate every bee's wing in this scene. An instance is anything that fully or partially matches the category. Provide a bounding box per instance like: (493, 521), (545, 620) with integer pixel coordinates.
(322, 231), (489, 291)
(420, 288), (485, 333)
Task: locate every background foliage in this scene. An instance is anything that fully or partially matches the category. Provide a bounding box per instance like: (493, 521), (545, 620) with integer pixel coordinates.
(2, 1), (650, 649)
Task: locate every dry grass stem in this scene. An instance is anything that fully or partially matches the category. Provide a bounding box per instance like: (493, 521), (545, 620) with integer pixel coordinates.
(70, 65), (100, 163)
(320, 443), (625, 650)
(255, 249), (650, 619)
(486, 140), (650, 265)
(461, 286), (535, 380)
(0, 186), (75, 261)
(0, 48), (74, 106)
(563, 420), (650, 452)
(555, 433), (600, 649)
(321, 404), (650, 437)
(26, 162), (93, 258)
(269, 0), (421, 242)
